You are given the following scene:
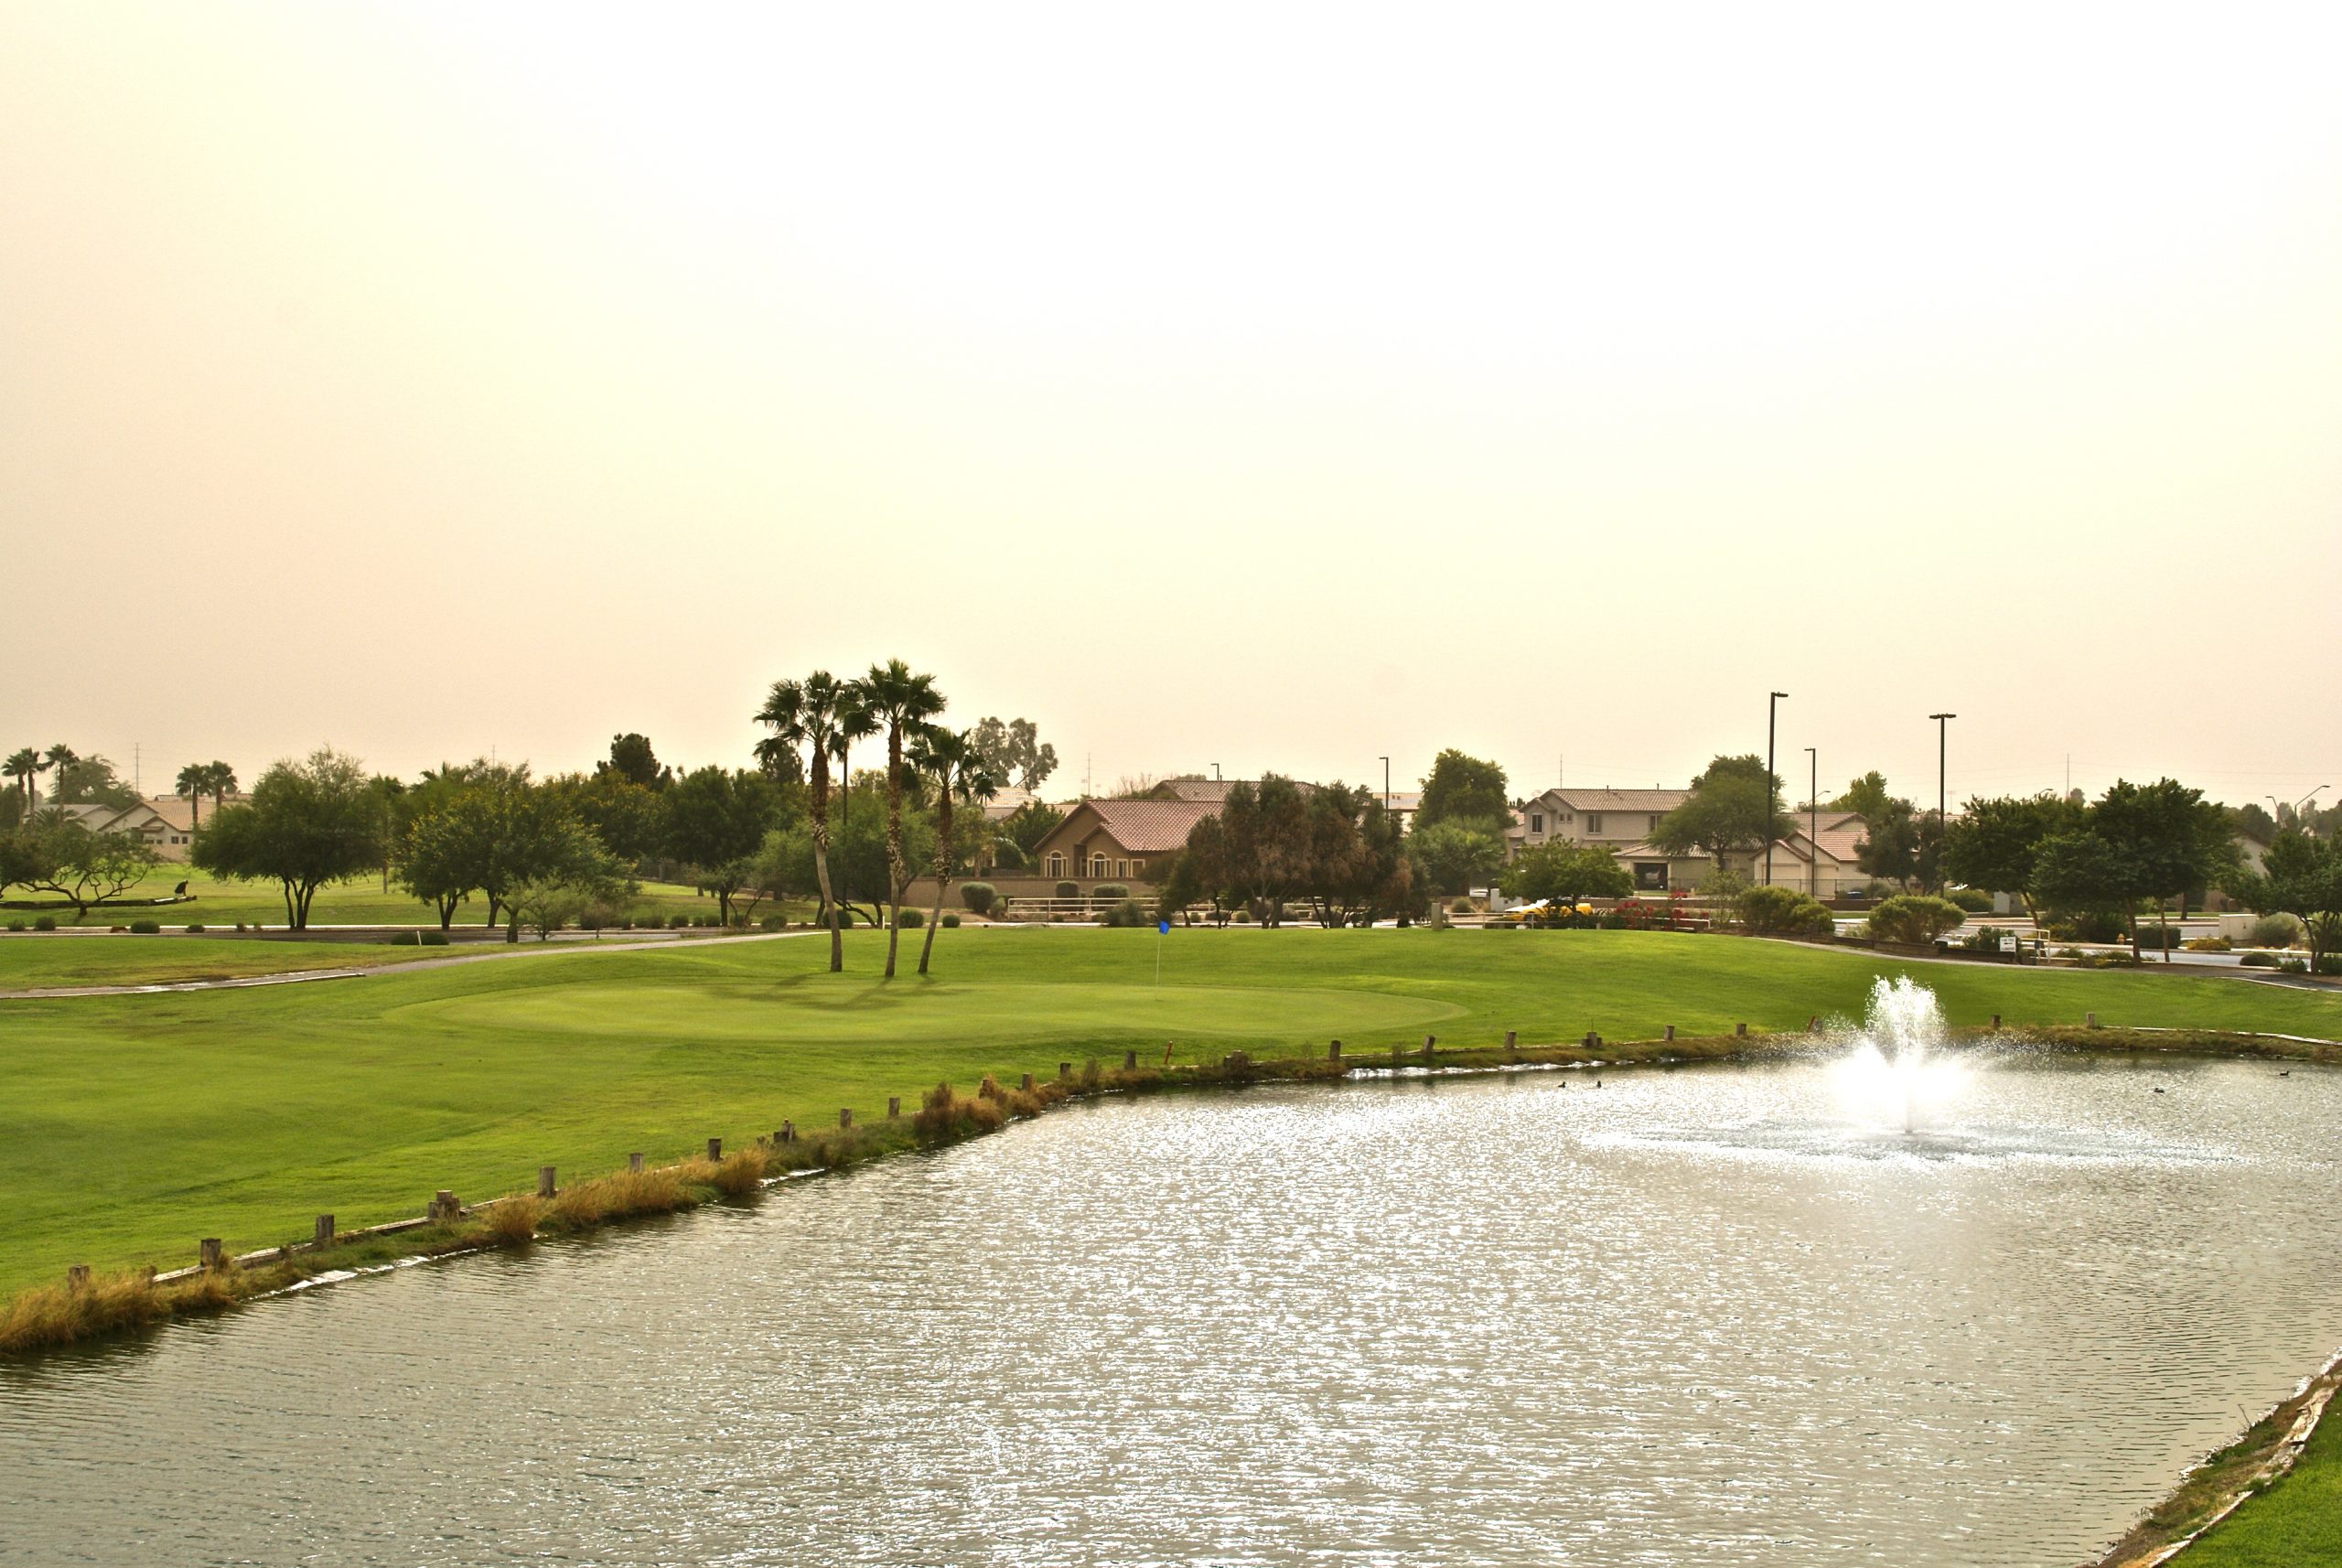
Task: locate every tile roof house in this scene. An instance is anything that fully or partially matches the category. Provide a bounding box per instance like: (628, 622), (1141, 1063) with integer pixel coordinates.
(46, 795), (210, 861)
(1028, 798), (1220, 885)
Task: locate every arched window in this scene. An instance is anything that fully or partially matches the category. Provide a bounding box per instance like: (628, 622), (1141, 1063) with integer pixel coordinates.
(1046, 853), (1066, 878)
(1090, 854), (1109, 877)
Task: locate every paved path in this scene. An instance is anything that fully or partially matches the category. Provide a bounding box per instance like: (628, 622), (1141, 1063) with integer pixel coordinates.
(0, 928), (823, 1000)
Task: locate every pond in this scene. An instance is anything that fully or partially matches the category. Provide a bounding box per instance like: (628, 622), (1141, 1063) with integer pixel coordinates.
(5, 1035), (2341, 1566)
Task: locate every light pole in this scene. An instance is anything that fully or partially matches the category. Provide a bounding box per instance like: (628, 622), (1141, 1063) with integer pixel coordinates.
(1928, 713), (1955, 893)
(1804, 746), (1817, 900)
(1210, 762), (1221, 782)
(1766, 692), (1789, 886)
(1379, 756), (1391, 810)
(2294, 785), (2331, 835)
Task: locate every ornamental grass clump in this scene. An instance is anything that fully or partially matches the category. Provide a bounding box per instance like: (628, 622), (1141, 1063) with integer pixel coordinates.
(478, 1195), (543, 1247)
(913, 1082), (1008, 1143)
(0, 1270), (170, 1356)
(707, 1145), (768, 1197)
(544, 1166), (688, 1232)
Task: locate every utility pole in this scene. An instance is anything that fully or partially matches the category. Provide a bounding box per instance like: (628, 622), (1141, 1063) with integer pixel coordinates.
(1929, 714), (1956, 893)
(1766, 692), (1789, 886)
(1804, 746), (1817, 900)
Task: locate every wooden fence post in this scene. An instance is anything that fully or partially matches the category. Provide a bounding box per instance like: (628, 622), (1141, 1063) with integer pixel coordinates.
(430, 1190), (458, 1222)
(705, 1137), (723, 1161)
(779, 1122), (795, 1144)
(1124, 1050), (1138, 1070)
(537, 1165), (556, 1198)
(1663, 1025), (1676, 1042)
(315, 1214), (335, 1248)
(1328, 1039), (1343, 1061)
(887, 1096), (901, 1120)
(2087, 1012), (2098, 1028)
(1020, 1072), (1035, 1092)
(1504, 1029), (1517, 1055)
(1991, 1014), (2001, 1030)
(67, 1264), (90, 1292)
(1058, 1061), (1070, 1080)
(199, 1238), (223, 1270)
(839, 1108), (854, 1129)
(628, 1152), (644, 1173)
(1735, 1023), (1748, 1037)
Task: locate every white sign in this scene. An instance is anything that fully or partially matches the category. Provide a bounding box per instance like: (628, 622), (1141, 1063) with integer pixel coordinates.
(2000, 935), (2019, 953)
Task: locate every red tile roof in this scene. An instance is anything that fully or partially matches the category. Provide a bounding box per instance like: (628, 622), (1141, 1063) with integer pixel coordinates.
(1076, 798), (1219, 853)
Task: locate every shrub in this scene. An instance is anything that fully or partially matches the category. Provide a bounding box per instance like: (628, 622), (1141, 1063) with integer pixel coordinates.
(1232, 908), (1252, 923)
(1092, 883), (1129, 899)
(419, 930), (448, 946)
(897, 908), (923, 929)
(1735, 885), (1834, 936)
(761, 913), (785, 930)
(2046, 911), (2131, 944)
(127, 918), (161, 934)
(1961, 924), (2013, 953)
(941, 912), (960, 928)
(1054, 881), (1080, 899)
(33, 916), (57, 932)
(2135, 925), (2184, 950)
(2182, 936), (2231, 951)
(2240, 951), (2280, 969)
(478, 1196), (542, 1246)
(670, 913), (690, 929)
(4, 918), (22, 932)
(1449, 897), (1475, 914)
(2279, 957), (2308, 974)
(2248, 913), (2304, 949)
(913, 1081), (1009, 1143)
(1101, 897), (1148, 928)
(1868, 895), (1968, 946)
(2323, 955), (2342, 977)
(185, 923), (205, 933)
(1945, 887), (1993, 913)
(233, 921), (246, 932)
(960, 882), (997, 916)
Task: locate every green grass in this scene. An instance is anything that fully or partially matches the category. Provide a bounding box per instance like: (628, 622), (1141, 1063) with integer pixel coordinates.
(0, 867), (790, 928)
(2175, 1399), (2342, 1565)
(2, 927), (2338, 1294)
(0, 938), (443, 989)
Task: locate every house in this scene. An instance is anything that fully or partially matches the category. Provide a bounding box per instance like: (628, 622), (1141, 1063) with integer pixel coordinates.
(1751, 811), (1872, 898)
(1509, 787), (1705, 890)
(46, 795), (210, 861)
(1027, 798), (1220, 886)
(1145, 776), (1417, 829)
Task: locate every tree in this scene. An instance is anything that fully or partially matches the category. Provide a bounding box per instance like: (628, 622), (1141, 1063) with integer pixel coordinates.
(190, 748), (383, 928)
(2031, 830), (2140, 948)
(754, 671), (876, 972)
(1213, 775), (1314, 924)
(5, 748), (40, 817)
(500, 824), (632, 941)
(860, 660), (946, 977)
(1500, 841), (1632, 909)
(665, 766), (786, 924)
(2226, 831), (2342, 975)
(1829, 771), (1895, 822)
(174, 763), (210, 828)
(596, 733), (672, 790)
(1653, 755), (1792, 874)
(2091, 778), (2240, 961)
(1299, 784), (1413, 927)
(1416, 750), (1509, 830)
(550, 770), (674, 865)
(47, 753), (135, 809)
(396, 783), (484, 928)
(16, 815), (157, 919)
(201, 761), (239, 813)
(990, 799), (1064, 871)
(1941, 793), (2082, 920)
(2231, 801), (2278, 845)
(908, 725), (1004, 972)
(753, 777), (934, 929)
(970, 716), (1058, 792)
(1409, 818), (1506, 897)
(1853, 797), (1942, 892)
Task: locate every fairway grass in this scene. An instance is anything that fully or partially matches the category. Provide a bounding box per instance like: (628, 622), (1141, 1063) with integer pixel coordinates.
(2, 868), (788, 929)
(2171, 1394), (2342, 1566)
(0, 937), (442, 990)
(3, 927), (2339, 1294)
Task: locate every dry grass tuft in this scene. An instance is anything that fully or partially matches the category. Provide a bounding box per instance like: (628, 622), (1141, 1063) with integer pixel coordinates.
(544, 1166), (688, 1232)
(707, 1145), (768, 1197)
(478, 1195), (543, 1246)
(913, 1082), (1009, 1143)
(0, 1271), (170, 1356)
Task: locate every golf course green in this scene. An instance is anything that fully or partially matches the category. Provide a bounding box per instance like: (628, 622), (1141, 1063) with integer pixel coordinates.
(3, 926), (2339, 1294)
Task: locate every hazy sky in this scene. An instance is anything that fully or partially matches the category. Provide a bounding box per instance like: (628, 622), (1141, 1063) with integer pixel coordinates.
(5, 4), (2338, 811)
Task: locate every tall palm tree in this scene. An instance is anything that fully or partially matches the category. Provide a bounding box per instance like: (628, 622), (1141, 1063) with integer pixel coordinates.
(908, 725), (1003, 975)
(859, 660), (944, 978)
(40, 744), (76, 801)
(174, 763), (209, 827)
(754, 671), (873, 973)
(5, 748), (38, 817)
(202, 761), (239, 814)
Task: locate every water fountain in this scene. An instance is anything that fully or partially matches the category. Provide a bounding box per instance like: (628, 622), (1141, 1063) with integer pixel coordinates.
(1829, 974), (1971, 1136)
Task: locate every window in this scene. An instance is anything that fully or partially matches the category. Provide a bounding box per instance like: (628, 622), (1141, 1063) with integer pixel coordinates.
(1586, 813), (1604, 835)
(1649, 815), (1662, 834)
(1117, 860), (1128, 879)
(1047, 853), (1066, 878)
(1090, 854), (1109, 877)
(1530, 813), (1544, 833)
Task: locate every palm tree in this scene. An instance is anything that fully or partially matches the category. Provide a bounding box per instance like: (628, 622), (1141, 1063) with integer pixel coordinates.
(202, 761), (239, 814)
(5, 748), (38, 817)
(173, 763), (208, 827)
(908, 725), (1003, 974)
(859, 660), (945, 978)
(754, 672), (874, 972)
(40, 744), (76, 801)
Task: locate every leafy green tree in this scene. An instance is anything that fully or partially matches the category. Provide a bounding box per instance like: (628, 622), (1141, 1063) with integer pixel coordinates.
(2231, 801), (2278, 844)
(2030, 830), (2141, 949)
(14, 816), (156, 919)
(1500, 841), (1632, 908)
(2090, 778), (2239, 960)
(1409, 818), (1507, 897)
(596, 733), (673, 790)
(908, 725), (1004, 972)
(990, 799), (1064, 870)
(1416, 750), (1509, 831)
(550, 770), (675, 866)
(1213, 775), (1314, 925)
(1941, 793), (2082, 920)
(396, 782), (484, 928)
(1653, 755), (1793, 874)
(1853, 797), (1942, 892)
(190, 748), (383, 928)
(665, 766), (787, 924)
(2226, 830), (2342, 975)
(1829, 771), (1895, 822)
(859, 660), (946, 977)
(752, 777), (933, 929)
(501, 824), (633, 940)
(969, 716), (1058, 792)
(755, 671), (876, 972)
(47, 753), (136, 809)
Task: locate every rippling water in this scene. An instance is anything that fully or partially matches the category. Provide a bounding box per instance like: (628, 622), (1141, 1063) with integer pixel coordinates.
(6, 1056), (2342, 1568)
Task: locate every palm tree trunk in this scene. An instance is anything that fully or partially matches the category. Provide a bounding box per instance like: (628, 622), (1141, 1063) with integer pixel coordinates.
(919, 793), (952, 974)
(811, 765), (841, 973)
(883, 726), (906, 979)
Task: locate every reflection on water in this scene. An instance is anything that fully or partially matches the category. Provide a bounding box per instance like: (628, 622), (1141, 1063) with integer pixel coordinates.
(5, 1058), (2342, 1568)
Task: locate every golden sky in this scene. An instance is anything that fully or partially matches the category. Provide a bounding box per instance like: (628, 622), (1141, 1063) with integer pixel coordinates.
(5, 4), (2338, 808)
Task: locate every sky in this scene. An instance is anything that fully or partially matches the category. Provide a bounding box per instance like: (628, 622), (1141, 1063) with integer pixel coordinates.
(5, 3), (2338, 813)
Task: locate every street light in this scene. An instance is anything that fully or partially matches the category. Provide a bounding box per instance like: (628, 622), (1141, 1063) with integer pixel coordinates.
(1928, 714), (1955, 890)
(1766, 692), (1789, 886)
(2294, 785), (2331, 835)
(1804, 746), (1818, 900)
(1379, 756), (1391, 810)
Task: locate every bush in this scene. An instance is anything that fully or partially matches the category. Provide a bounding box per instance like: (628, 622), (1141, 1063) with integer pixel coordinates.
(1092, 883), (1129, 899)
(1961, 924), (2013, 953)
(1054, 881), (1080, 899)
(2279, 958), (2308, 974)
(897, 908), (923, 929)
(2241, 951), (2280, 968)
(2135, 925), (2184, 950)
(2046, 911), (2130, 944)
(1868, 895), (1967, 946)
(2182, 936), (2231, 951)
(185, 923), (205, 933)
(1231, 908), (1252, 923)
(941, 912), (960, 928)
(670, 913), (690, 929)
(4, 918), (22, 932)
(1101, 897), (1148, 928)
(1734, 885), (1834, 936)
(1449, 897), (1475, 914)
(1945, 887), (1993, 913)
(760, 913), (785, 930)
(420, 930), (449, 947)
(33, 916), (57, 932)
(2247, 913), (2304, 949)
(960, 882), (997, 916)
(127, 918), (161, 934)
